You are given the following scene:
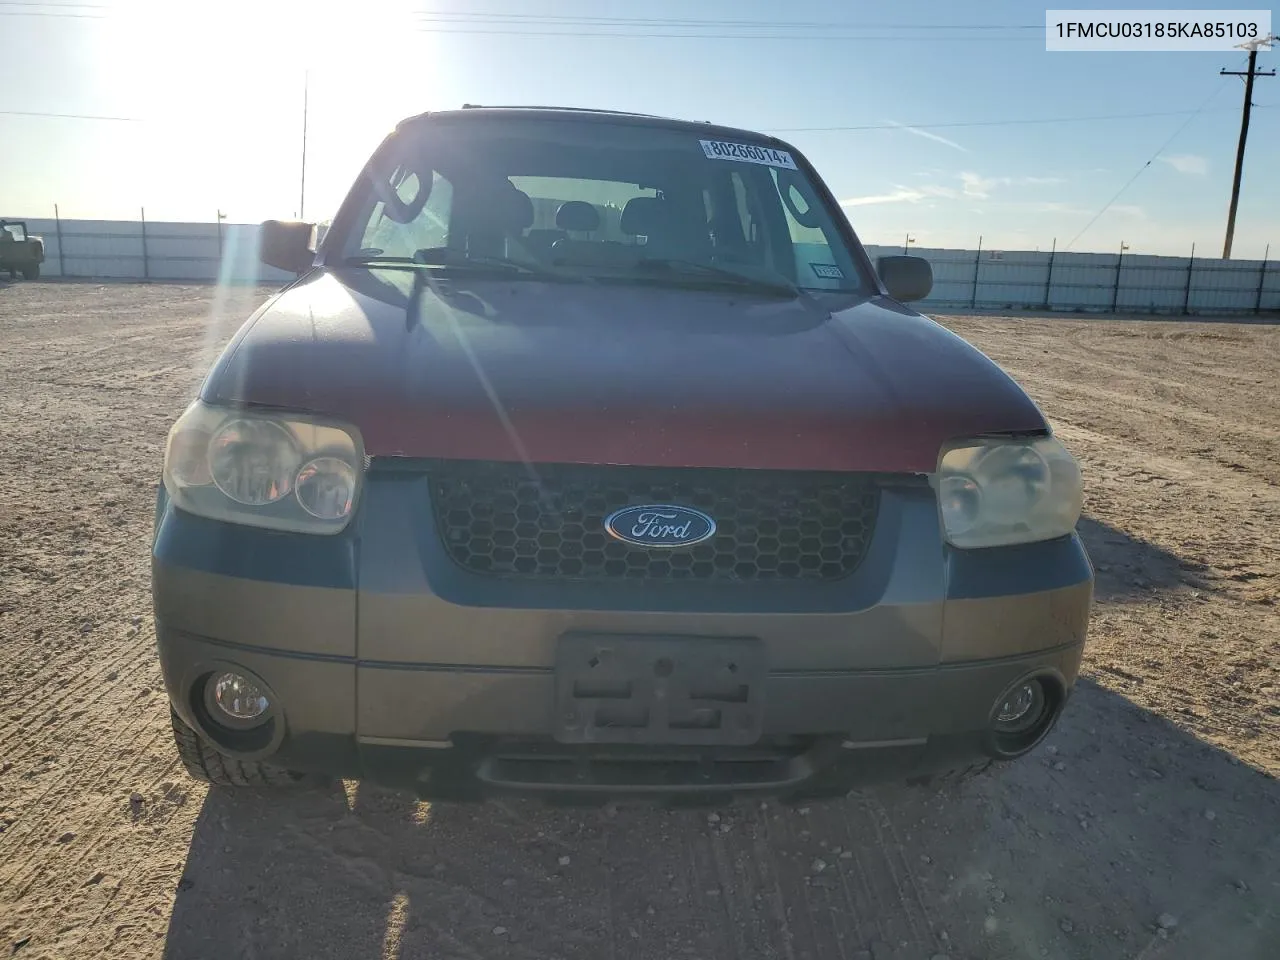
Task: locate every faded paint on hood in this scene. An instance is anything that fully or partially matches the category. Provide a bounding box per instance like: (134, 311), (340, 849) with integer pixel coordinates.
(202, 270), (1046, 472)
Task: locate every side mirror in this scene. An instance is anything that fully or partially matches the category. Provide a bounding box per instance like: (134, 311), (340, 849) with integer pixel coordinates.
(259, 220), (316, 274)
(876, 255), (932, 302)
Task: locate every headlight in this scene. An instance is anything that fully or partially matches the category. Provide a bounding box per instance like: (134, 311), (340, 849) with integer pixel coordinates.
(209, 419), (299, 506)
(937, 436), (1082, 548)
(295, 457), (358, 520)
(163, 401), (364, 534)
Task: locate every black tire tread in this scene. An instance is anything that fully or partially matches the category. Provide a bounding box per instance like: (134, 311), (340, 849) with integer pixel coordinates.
(170, 709), (303, 787)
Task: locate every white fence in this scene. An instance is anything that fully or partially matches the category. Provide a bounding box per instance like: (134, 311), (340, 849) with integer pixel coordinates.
(7, 216), (1278, 315)
(862, 244), (1279, 315)
(14, 217), (295, 285)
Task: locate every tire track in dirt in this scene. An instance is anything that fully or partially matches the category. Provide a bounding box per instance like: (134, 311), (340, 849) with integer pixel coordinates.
(9, 737), (181, 914)
(0, 613), (155, 757)
(864, 795), (939, 949)
(0, 566), (151, 701)
(761, 804), (845, 958)
(54, 752), (186, 893)
(0, 740), (188, 959)
(1, 704), (171, 894)
(704, 821), (764, 959)
(0, 701), (168, 902)
(0, 636), (168, 894)
(0, 616), (155, 769)
(76, 757), (192, 954)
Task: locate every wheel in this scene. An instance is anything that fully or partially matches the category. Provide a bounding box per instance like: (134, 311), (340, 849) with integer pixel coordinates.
(169, 708), (307, 787)
(21, 263), (39, 281)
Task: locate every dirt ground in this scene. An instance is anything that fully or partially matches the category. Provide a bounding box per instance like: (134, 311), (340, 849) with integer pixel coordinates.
(0, 282), (1276, 960)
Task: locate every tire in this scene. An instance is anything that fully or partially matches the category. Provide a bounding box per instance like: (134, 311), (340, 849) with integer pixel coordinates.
(170, 708), (308, 787)
(21, 263), (39, 281)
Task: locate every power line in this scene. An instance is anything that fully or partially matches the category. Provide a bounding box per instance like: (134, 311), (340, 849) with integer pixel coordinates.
(3, 102), (1270, 129)
(0, 108), (140, 121)
(0, 5), (1038, 37)
(0, 1), (105, 16)
(0, 10), (105, 17)
(407, 26), (1035, 40)
(0, 3), (1041, 31)
(1064, 76), (1239, 251)
(411, 12), (1042, 30)
(770, 106), (1269, 133)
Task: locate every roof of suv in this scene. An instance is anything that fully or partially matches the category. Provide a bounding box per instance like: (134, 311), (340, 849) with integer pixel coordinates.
(397, 105), (787, 148)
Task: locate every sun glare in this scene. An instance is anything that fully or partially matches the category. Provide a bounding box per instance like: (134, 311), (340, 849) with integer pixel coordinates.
(87, 0), (437, 221)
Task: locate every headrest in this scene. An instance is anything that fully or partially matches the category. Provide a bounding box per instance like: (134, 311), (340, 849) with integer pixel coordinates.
(555, 200), (600, 232)
(502, 185), (534, 230)
(457, 181), (533, 231)
(620, 197), (669, 236)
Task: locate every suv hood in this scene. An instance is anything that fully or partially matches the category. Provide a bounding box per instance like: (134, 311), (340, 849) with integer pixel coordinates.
(203, 271), (1046, 472)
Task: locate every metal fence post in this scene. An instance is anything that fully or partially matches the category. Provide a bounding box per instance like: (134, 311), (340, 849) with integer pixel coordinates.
(53, 203), (66, 277)
(1257, 243), (1270, 315)
(971, 235), (982, 309)
(1043, 238), (1056, 310)
(1112, 241), (1127, 312)
(1183, 243), (1195, 315)
(140, 206), (150, 280)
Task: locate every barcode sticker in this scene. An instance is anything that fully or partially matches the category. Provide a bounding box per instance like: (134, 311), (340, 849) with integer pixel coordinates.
(700, 139), (797, 169)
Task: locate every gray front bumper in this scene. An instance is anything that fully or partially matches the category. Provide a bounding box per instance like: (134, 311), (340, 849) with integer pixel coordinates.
(152, 476), (1092, 789)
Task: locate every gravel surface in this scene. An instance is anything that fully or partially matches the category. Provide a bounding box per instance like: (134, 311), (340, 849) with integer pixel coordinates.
(0, 282), (1277, 959)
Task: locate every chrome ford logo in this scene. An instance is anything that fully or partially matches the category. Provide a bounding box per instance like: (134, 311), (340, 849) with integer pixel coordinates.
(604, 504), (716, 549)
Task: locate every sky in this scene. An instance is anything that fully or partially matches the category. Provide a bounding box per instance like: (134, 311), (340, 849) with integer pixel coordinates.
(0, 0), (1276, 257)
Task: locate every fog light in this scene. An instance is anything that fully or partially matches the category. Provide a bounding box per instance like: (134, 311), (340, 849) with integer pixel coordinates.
(993, 681), (1045, 733)
(208, 671), (270, 723)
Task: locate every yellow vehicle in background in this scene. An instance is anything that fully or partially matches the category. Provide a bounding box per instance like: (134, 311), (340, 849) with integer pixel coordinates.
(0, 219), (44, 280)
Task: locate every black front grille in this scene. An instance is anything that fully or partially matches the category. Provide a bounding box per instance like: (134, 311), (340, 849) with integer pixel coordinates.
(429, 461), (879, 583)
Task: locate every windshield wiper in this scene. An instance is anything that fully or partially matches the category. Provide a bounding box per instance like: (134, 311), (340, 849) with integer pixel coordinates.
(635, 257), (799, 297)
(413, 248), (580, 282)
(343, 255), (418, 268)
(342, 251), (577, 283)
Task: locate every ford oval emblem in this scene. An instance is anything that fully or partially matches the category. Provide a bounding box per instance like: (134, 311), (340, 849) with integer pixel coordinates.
(604, 504), (717, 549)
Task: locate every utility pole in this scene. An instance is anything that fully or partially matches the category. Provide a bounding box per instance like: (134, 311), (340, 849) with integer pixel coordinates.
(299, 69), (309, 221)
(1220, 35), (1275, 259)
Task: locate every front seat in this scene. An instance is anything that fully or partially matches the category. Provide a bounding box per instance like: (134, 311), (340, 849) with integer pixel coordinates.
(555, 200), (600, 235)
(455, 181), (534, 259)
(619, 197), (706, 259)
(523, 200), (599, 261)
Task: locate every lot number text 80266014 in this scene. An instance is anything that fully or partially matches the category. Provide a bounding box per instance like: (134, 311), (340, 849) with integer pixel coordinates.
(699, 140), (797, 169)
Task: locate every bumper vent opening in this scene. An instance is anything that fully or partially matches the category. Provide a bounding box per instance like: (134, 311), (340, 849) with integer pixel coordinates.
(472, 737), (818, 790)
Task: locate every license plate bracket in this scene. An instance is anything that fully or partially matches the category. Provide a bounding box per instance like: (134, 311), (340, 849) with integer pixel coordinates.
(554, 634), (766, 745)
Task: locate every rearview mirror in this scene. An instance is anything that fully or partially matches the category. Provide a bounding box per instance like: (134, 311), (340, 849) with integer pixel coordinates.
(259, 220), (316, 274)
(876, 255), (932, 302)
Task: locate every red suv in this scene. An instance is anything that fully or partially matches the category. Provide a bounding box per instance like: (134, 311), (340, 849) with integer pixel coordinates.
(152, 106), (1092, 802)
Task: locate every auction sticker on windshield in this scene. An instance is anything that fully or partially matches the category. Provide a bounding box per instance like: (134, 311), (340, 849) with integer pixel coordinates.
(700, 140), (797, 169)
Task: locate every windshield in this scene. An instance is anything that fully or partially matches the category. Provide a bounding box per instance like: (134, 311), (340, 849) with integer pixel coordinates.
(337, 117), (869, 295)
(1, 223), (26, 242)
